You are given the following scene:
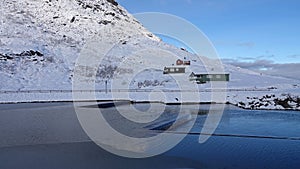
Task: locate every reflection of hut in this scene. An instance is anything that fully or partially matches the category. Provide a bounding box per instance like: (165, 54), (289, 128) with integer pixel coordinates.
(164, 67), (186, 74)
(190, 72), (230, 84)
(176, 59), (191, 66)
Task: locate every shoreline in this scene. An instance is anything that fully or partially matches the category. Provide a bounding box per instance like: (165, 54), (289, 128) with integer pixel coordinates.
(0, 100), (299, 111)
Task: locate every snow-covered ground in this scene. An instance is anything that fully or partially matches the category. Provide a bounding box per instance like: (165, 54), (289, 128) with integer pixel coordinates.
(0, 0), (299, 110)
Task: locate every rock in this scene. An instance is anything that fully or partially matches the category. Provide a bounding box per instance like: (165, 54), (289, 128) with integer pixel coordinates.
(274, 98), (292, 109)
(238, 102), (245, 106)
(98, 20), (112, 25)
(70, 16), (75, 23)
(147, 33), (153, 38)
(0, 54), (13, 60)
(105, 12), (115, 16)
(35, 51), (44, 56)
(107, 0), (118, 6)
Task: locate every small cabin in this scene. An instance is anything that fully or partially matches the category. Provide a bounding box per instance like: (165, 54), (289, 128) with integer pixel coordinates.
(176, 59), (184, 65)
(164, 67), (186, 74)
(176, 59), (191, 66)
(190, 72), (230, 84)
(184, 60), (191, 65)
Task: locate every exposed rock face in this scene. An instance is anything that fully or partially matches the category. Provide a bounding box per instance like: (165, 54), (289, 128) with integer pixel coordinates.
(107, 0), (118, 6)
(236, 94), (300, 110)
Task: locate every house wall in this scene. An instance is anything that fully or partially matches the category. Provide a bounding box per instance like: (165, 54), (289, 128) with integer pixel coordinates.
(164, 67), (186, 74)
(206, 74), (229, 81)
(190, 74), (229, 84)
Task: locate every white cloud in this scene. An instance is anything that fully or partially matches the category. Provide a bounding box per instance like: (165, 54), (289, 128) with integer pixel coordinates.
(223, 58), (300, 80)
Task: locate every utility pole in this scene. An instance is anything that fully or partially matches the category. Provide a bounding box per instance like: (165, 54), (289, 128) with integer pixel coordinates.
(105, 80), (108, 94)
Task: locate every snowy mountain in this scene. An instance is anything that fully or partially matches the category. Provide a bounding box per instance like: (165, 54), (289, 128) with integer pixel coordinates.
(0, 0), (159, 90)
(0, 0), (299, 110)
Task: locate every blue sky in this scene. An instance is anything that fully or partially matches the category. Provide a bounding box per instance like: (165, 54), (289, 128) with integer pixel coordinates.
(118, 0), (300, 65)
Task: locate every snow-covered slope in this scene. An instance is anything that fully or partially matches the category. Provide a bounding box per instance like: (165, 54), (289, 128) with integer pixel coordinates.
(0, 0), (159, 90)
(0, 0), (299, 110)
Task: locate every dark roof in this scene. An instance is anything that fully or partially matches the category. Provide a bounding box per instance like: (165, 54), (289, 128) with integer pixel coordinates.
(190, 72), (229, 75)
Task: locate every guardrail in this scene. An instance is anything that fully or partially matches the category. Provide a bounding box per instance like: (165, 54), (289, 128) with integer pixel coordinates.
(0, 88), (271, 94)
